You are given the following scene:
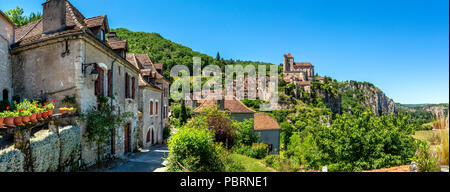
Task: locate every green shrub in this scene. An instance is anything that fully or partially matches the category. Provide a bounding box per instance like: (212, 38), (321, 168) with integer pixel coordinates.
(167, 126), (224, 172)
(412, 141), (441, 172)
(233, 119), (259, 146)
(263, 154), (300, 172)
(233, 143), (269, 159)
(288, 109), (417, 172)
(163, 126), (171, 141)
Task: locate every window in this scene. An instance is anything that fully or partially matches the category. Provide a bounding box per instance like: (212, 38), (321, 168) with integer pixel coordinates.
(125, 72), (130, 98)
(95, 66), (104, 96)
(2, 89), (8, 101)
(150, 101), (153, 115)
(100, 29), (105, 41)
(107, 70), (112, 97)
(155, 101), (158, 115)
(131, 77), (136, 99)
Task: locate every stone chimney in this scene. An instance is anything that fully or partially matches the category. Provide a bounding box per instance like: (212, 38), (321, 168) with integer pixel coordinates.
(42, 0), (67, 34)
(108, 31), (118, 41)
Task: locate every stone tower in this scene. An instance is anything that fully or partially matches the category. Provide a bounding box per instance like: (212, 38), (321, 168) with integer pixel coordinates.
(283, 53), (294, 72)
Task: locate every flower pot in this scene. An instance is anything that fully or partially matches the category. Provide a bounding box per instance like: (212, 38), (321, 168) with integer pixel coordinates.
(42, 111), (49, 119)
(0, 118), (3, 128)
(31, 113), (37, 123)
(22, 116), (31, 124)
(14, 116), (24, 126)
(5, 117), (15, 127)
(37, 113), (43, 121)
(48, 109), (54, 116)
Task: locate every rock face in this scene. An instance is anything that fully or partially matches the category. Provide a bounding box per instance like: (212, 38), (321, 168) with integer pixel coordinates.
(340, 82), (397, 116)
(317, 89), (341, 115)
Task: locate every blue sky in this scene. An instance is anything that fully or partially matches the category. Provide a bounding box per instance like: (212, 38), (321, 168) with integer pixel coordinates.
(1, 0), (448, 104)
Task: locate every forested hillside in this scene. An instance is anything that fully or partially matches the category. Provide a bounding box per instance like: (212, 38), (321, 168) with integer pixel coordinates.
(113, 28), (276, 79)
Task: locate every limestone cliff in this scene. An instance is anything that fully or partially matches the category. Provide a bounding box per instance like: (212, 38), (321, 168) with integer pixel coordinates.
(339, 81), (397, 116)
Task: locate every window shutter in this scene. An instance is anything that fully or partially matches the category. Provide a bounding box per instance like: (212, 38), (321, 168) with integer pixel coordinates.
(95, 65), (104, 96)
(108, 70), (112, 97)
(150, 101), (153, 115)
(131, 77), (136, 99)
(125, 72), (129, 98)
(156, 102), (158, 115)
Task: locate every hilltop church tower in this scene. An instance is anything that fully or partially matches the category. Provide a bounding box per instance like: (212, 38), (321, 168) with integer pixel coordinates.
(282, 53), (315, 88)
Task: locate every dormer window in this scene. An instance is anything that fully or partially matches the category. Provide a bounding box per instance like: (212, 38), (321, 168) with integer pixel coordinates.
(100, 29), (105, 41)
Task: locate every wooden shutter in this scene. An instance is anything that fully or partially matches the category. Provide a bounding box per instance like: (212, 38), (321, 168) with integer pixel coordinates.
(95, 66), (104, 96)
(156, 102), (158, 115)
(125, 72), (129, 98)
(107, 70), (112, 97)
(131, 77), (136, 99)
(150, 101), (153, 115)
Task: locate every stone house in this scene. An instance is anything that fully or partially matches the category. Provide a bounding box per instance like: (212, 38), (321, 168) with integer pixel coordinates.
(192, 97), (280, 154)
(0, 10), (15, 103)
(253, 113), (280, 154)
(193, 96), (256, 122)
(8, 0), (141, 166)
(126, 53), (165, 148)
(283, 53), (315, 90)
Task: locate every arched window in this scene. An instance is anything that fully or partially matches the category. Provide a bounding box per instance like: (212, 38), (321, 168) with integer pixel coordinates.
(155, 101), (158, 115)
(150, 101), (153, 115)
(2, 89), (8, 101)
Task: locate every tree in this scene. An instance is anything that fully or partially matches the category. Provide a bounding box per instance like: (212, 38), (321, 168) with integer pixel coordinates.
(180, 100), (188, 124)
(4, 6), (42, 27)
(216, 52), (221, 61)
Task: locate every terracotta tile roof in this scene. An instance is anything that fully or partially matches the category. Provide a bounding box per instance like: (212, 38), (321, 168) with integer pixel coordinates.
(85, 15), (108, 31)
(109, 40), (127, 50)
(126, 54), (144, 70)
(193, 96), (256, 113)
(13, 0), (105, 48)
(138, 74), (162, 90)
(296, 81), (311, 86)
(294, 62), (313, 67)
(136, 54), (153, 66)
(254, 113), (280, 131)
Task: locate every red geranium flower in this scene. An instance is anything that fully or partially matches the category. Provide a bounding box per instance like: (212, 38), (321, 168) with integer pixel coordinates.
(19, 109), (23, 112)
(53, 100), (55, 102)
(6, 106), (10, 109)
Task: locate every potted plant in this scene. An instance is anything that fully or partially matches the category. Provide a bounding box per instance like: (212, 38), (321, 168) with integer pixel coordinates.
(14, 109), (24, 126)
(45, 102), (55, 116)
(59, 107), (69, 114)
(21, 109), (32, 124)
(65, 107), (76, 114)
(2, 110), (17, 127)
(0, 112), (5, 128)
(36, 108), (44, 121)
(30, 102), (38, 123)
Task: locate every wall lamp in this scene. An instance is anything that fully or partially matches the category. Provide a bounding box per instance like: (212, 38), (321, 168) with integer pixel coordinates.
(82, 63), (99, 81)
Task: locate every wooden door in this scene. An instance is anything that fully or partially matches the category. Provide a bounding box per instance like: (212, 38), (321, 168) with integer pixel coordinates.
(124, 123), (131, 154)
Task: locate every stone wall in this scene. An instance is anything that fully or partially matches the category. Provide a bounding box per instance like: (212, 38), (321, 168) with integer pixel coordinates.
(0, 125), (81, 172)
(79, 37), (139, 164)
(138, 87), (163, 148)
(11, 34), (140, 167)
(231, 113), (255, 123)
(0, 14), (14, 101)
(255, 130), (280, 154)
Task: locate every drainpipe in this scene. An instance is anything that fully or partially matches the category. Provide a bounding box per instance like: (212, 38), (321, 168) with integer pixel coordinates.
(111, 59), (116, 107)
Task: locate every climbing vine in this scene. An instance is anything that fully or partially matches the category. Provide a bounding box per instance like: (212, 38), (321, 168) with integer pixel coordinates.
(79, 96), (134, 162)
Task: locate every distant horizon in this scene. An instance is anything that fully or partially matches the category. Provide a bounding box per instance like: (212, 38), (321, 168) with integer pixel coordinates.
(1, 0), (448, 104)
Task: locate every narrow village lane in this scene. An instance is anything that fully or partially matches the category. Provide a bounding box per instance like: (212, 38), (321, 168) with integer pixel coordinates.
(106, 145), (169, 172)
